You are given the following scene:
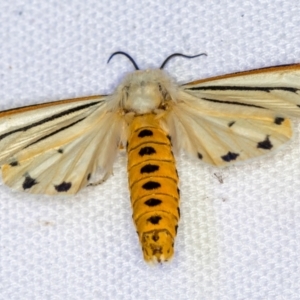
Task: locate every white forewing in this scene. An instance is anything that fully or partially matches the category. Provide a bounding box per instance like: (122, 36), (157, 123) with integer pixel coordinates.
(164, 65), (300, 166)
(0, 96), (124, 194)
(0, 98), (101, 162)
(182, 65), (300, 117)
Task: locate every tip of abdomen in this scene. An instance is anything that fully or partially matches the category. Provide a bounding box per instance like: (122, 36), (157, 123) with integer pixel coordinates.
(141, 229), (174, 264)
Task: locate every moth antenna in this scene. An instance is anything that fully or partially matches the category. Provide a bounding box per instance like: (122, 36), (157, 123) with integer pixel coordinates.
(160, 53), (207, 69)
(107, 51), (140, 70)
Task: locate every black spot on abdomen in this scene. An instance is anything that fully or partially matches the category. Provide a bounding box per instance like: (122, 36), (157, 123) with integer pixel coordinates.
(147, 215), (162, 224)
(139, 146), (156, 156)
(144, 198), (162, 206)
(152, 234), (159, 241)
(140, 164), (159, 174)
(138, 129), (153, 137)
(142, 181), (161, 190)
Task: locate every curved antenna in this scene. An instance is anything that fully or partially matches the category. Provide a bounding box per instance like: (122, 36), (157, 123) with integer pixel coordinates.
(160, 53), (207, 69)
(107, 51), (140, 70)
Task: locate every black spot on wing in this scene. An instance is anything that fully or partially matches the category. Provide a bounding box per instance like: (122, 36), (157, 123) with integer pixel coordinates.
(140, 164), (159, 174)
(197, 152), (203, 159)
(144, 198), (162, 206)
(228, 121), (235, 127)
(147, 215), (162, 225)
(177, 207), (181, 218)
(139, 146), (156, 156)
(257, 136), (273, 150)
(9, 161), (19, 167)
(54, 181), (72, 192)
(221, 151), (239, 162)
(138, 129), (153, 137)
(274, 117), (284, 125)
(57, 149), (64, 154)
(177, 187), (180, 196)
(142, 181), (161, 190)
(23, 175), (38, 190)
(87, 173), (91, 181)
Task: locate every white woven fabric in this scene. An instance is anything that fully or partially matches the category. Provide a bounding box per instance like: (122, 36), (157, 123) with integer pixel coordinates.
(0, 1), (300, 299)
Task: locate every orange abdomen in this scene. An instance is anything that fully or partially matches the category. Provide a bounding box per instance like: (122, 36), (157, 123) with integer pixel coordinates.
(127, 114), (180, 263)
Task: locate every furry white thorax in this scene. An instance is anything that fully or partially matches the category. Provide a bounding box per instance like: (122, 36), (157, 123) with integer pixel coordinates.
(114, 69), (178, 114)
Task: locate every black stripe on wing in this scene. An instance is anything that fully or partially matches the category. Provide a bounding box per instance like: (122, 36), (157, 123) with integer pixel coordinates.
(201, 97), (265, 109)
(185, 85), (299, 93)
(0, 101), (102, 141)
(24, 117), (86, 149)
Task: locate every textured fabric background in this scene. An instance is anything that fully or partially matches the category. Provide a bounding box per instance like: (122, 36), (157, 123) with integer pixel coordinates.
(0, 1), (300, 299)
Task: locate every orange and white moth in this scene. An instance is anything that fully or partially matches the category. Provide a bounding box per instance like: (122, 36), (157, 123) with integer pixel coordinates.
(1, 51), (300, 264)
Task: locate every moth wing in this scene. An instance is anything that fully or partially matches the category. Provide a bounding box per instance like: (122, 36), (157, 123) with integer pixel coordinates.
(165, 65), (300, 166)
(0, 96), (124, 194)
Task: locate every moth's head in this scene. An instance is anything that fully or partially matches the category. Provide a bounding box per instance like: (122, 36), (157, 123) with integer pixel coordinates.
(108, 52), (206, 114)
(117, 69), (176, 114)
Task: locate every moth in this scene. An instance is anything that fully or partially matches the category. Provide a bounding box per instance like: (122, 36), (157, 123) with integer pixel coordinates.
(1, 51), (300, 264)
